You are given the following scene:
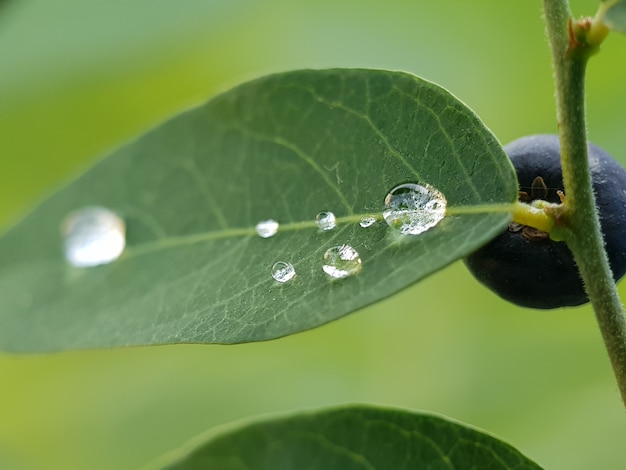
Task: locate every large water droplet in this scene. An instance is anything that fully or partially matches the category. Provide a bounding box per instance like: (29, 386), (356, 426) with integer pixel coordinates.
(255, 219), (279, 238)
(383, 183), (447, 235)
(271, 261), (296, 283)
(315, 211), (336, 231)
(62, 206), (126, 267)
(359, 215), (377, 228)
(322, 245), (362, 279)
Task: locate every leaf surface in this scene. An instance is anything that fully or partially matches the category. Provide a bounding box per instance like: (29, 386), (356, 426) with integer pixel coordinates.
(604, 0), (626, 33)
(0, 69), (517, 352)
(157, 406), (543, 470)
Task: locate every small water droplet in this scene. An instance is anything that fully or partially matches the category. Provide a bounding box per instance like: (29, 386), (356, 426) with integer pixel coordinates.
(322, 244), (362, 279)
(271, 261), (296, 283)
(315, 211), (336, 231)
(62, 206), (126, 267)
(255, 219), (279, 238)
(359, 215), (377, 228)
(383, 183), (447, 235)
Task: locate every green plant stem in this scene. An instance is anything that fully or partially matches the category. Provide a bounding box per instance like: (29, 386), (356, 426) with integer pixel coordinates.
(543, 0), (626, 407)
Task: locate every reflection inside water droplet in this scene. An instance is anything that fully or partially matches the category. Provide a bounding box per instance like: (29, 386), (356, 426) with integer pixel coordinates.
(62, 206), (126, 267)
(255, 219), (279, 238)
(359, 215), (377, 228)
(271, 261), (296, 283)
(322, 245), (362, 279)
(383, 183), (447, 235)
(315, 211), (336, 231)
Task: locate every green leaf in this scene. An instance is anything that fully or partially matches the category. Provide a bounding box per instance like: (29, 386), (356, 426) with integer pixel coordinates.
(0, 69), (517, 353)
(155, 405), (543, 470)
(604, 0), (626, 34)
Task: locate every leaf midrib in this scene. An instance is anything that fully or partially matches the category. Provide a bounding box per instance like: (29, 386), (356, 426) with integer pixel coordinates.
(122, 202), (514, 261)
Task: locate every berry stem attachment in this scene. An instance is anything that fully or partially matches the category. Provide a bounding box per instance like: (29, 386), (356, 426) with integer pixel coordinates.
(511, 201), (559, 238)
(543, 0), (626, 407)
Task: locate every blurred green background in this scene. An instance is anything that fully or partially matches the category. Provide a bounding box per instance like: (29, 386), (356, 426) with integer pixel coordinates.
(1, 0), (626, 469)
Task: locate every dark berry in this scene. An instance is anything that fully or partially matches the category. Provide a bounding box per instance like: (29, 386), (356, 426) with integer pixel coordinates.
(465, 134), (626, 309)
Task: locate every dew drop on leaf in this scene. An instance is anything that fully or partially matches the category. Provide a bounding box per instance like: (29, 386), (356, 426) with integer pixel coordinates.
(255, 219), (279, 238)
(322, 245), (362, 279)
(271, 261), (296, 283)
(383, 183), (447, 235)
(315, 211), (336, 231)
(359, 215), (377, 228)
(61, 206), (126, 267)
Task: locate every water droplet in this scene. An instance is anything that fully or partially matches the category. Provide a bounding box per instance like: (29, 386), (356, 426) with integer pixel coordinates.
(315, 211), (336, 231)
(383, 183), (447, 235)
(255, 219), (279, 238)
(62, 206), (126, 267)
(271, 261), (296, 283)
(359, 215), (377, 228)
(322, 245), (362, 279)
